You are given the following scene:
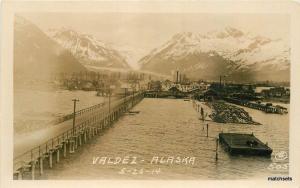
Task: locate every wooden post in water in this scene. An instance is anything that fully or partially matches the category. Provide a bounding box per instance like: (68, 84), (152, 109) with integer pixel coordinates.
(72, 99), (79, 136)
(201, 107), (204, 122)
(31, 161), (35, 180)
(79, 134), (82, 146)
(49, 150), (53, 168)
(63, 142), (67, 157)
(69, 140), (75, 153)
(108, 87), (111, 115)
(84, 131), (87, 143)
(215, 138), (219, 161)
(56, 149), (60, 163)
(73, 136), (77, 150)
(206, 123), (209, 137)
(132, 88), (134, 108)
(17, 170), (22, 180)
(39, 157), (43, 175)
(88, 127), (92, 139)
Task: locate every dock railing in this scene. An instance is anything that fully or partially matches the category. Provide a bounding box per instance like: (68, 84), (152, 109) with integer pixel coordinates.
(13, 91), (144, 179)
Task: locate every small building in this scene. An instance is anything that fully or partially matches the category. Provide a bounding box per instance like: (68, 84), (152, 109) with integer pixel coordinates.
(148, 81), (162, 91)
(82, 82), (95, 91)
(203, 89), (219, 101)
(261, 87), (289, 98)
(168, 86), (181, 94)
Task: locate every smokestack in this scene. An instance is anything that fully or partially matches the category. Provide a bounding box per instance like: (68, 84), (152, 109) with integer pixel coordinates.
(176, 70), (179, 83)
(179, 73), (182, 83)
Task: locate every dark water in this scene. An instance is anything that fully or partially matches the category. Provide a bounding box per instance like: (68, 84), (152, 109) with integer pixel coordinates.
(42, 98), (289, 180)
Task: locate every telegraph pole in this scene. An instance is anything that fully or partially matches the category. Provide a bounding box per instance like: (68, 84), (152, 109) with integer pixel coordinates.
(72, 99), (79, 135)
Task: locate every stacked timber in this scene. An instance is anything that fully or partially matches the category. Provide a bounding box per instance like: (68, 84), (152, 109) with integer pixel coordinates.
(209, 102), (260, 125)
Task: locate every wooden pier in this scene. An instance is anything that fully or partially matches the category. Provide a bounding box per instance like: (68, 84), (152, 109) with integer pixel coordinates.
(219, 133), (272, 156)
(13, 92), (144, 180)
(224, 97), (288, 114)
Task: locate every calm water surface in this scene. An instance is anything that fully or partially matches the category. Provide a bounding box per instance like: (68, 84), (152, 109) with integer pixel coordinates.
(42, 98), (289, 180)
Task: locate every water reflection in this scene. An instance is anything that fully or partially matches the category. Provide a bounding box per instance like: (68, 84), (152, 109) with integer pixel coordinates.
(42, 98), (289, 180)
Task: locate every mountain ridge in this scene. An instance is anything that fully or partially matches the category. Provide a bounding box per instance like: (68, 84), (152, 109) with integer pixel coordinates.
(139, 27), (290, 82)
(47, 28), (131, 70)
(14, 15), (87, 82)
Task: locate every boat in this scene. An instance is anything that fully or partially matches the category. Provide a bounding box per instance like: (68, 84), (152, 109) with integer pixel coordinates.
(219, 133), (272, 156)
(128, 110), (140, 114)
(124, 111), (140, 115)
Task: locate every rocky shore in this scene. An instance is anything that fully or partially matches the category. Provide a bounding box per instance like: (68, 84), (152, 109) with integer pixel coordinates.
(209, 101), (260, 125)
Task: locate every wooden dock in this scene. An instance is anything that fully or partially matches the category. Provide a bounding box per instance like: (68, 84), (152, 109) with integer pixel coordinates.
(219, 133), (272, 156)
(13, 92), (144, 180)
(224, 97), (288, 114)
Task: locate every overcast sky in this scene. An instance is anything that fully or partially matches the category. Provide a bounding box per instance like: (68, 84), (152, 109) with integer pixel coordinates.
(21, 12), (289, 68)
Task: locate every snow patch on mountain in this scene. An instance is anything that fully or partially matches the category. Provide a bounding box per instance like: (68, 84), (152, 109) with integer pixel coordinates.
(139, 27), (289, 81)
(47, 28), (131, 69)
(139, 27), (290, 81)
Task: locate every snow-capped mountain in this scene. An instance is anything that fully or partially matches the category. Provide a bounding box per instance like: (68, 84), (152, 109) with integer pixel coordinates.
(14, 15), (86, 81)
(47, 28), (131, 70)
(139, 27), (290, 82)
(110, 43), (148, 70)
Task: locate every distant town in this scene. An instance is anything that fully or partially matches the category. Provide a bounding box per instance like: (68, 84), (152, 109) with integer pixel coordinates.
(54, 69), (290, 115)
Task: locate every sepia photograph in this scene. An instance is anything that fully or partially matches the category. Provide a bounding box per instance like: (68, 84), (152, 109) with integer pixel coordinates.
(1, 0), (300, 187)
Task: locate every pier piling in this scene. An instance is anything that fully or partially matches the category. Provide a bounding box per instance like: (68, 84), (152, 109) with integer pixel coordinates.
(69, 140), (75, 153)
(49, 150), (53, 168)
(215, 138), (219, 161)
(56, 149), (60, 163)
(39, 157), (43, 175)
(79, 134), (82, 146)
(63, 141), (67, 157)
(206, 124), (209, 137)
(84, 131), (87, 143)
(13, 92), (144, 180)
(17, 170), (22, 180)
(31, 161), (35, 180)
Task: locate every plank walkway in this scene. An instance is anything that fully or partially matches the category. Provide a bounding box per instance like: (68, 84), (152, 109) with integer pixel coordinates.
(13, 92), (144, 179)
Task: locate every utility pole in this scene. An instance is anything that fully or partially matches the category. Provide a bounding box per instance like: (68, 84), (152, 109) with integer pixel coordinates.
(72, 99), (79, 136)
